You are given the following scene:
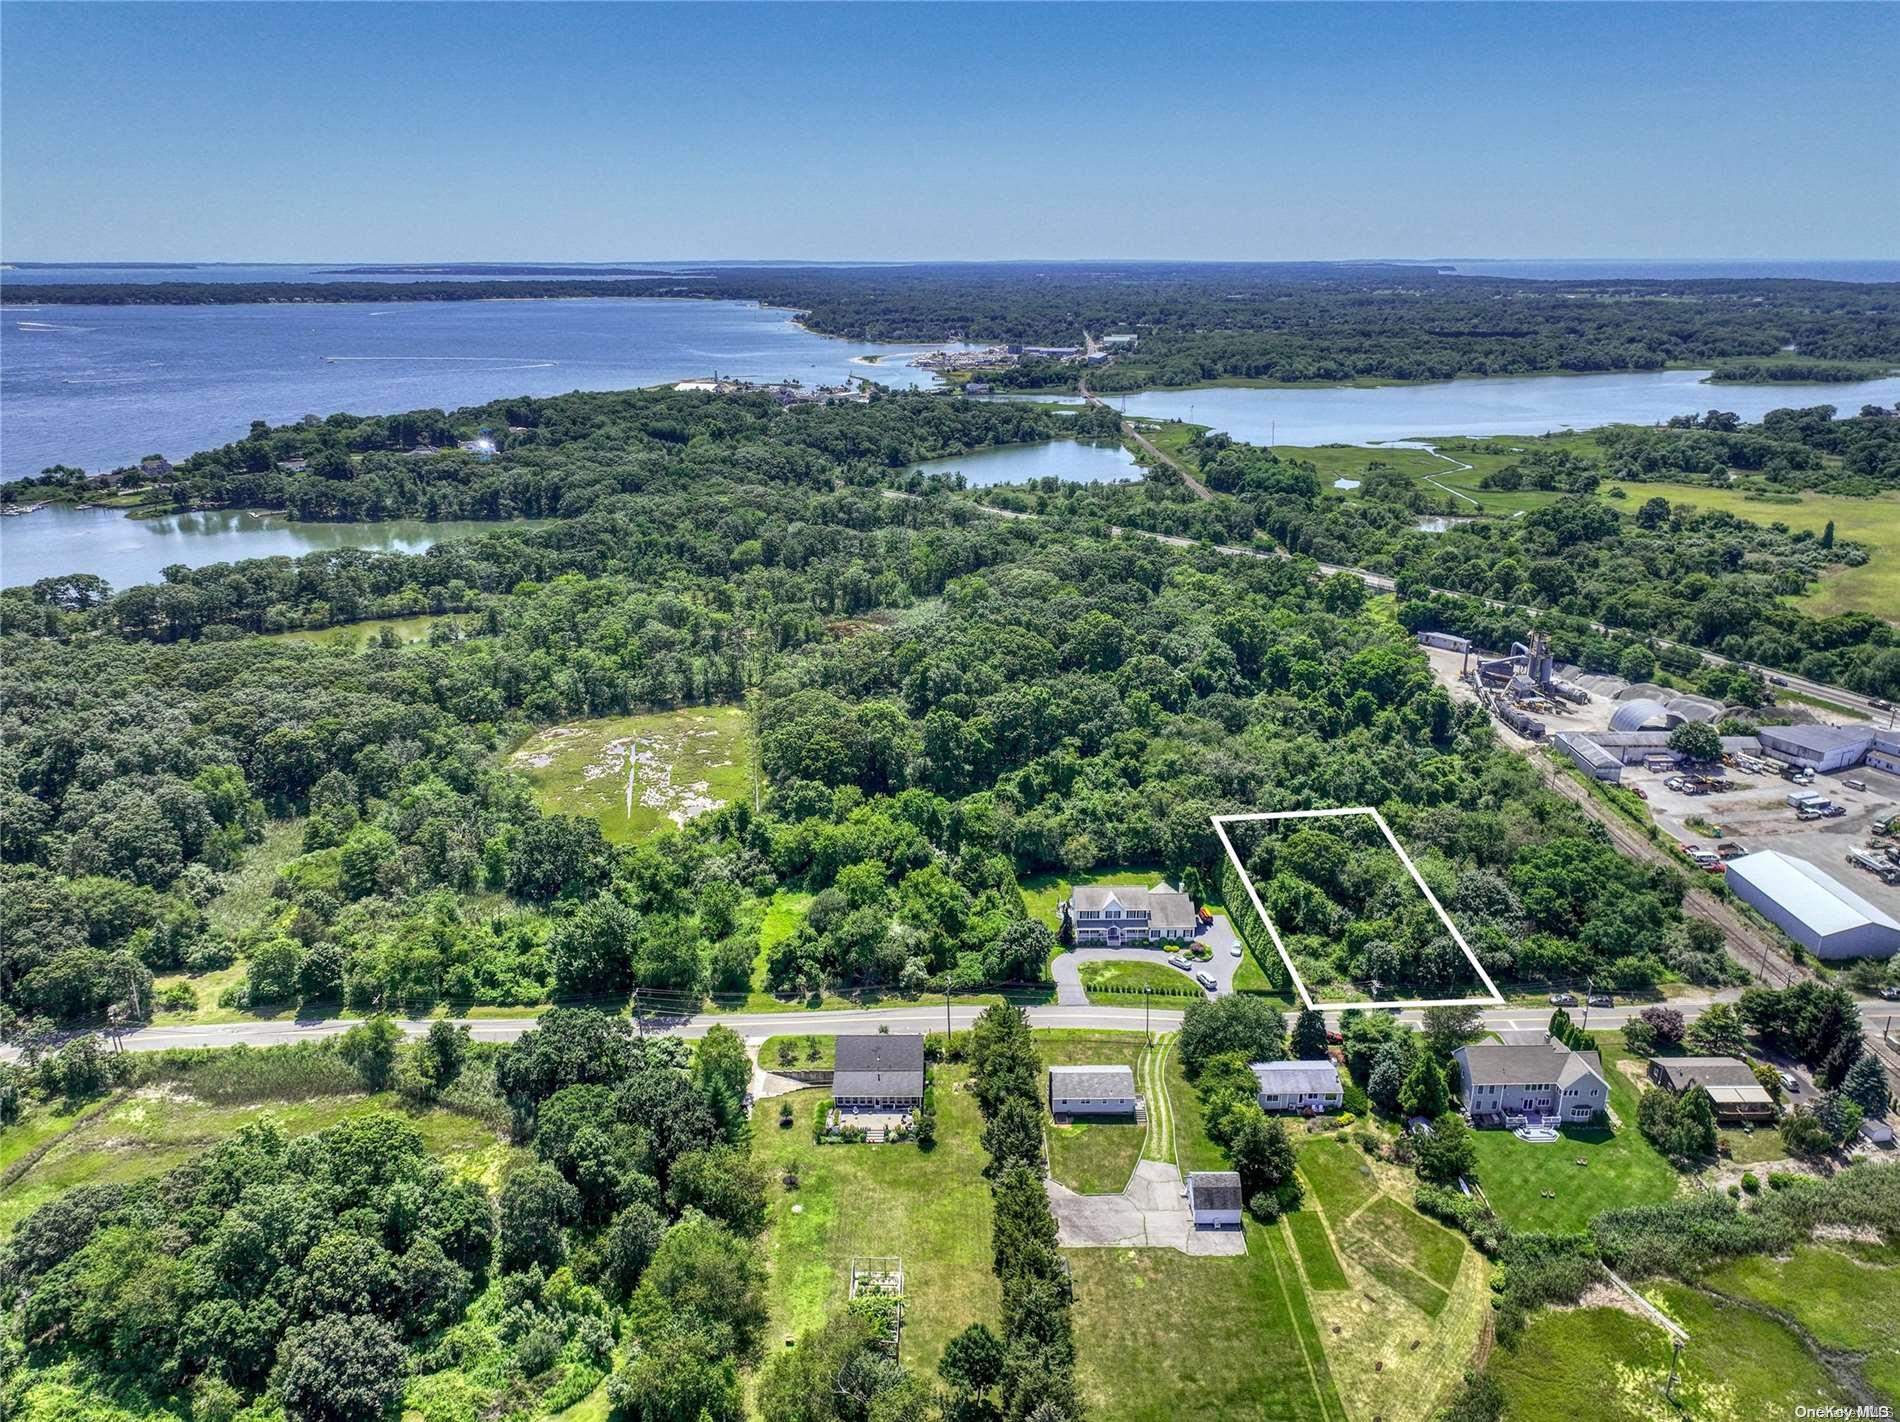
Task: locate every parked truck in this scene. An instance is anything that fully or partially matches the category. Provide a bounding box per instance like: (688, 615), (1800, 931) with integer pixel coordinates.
(1847, 848), (1900, 885)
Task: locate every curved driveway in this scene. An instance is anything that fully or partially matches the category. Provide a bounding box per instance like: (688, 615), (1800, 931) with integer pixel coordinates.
(1049, 914), (1244, 1005)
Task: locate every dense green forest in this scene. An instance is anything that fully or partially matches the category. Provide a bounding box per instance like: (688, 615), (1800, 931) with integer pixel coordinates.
(0, 387), (1117, 520)
(10, 262), (1900, 386)
(1594, 402), (1900, 492)
(990, 426), (1900, 700)
(1, 388), (1742, 1045)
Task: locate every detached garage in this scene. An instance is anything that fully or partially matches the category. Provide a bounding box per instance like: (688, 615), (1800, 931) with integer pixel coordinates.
(1188, 1171), (1244, 1228)
(1048, 1065), (1138, 1117)
(1725, 851), (1900, 960)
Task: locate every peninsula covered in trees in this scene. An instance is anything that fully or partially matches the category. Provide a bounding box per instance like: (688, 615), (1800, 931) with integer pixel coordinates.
(9, 261), (1899, 386)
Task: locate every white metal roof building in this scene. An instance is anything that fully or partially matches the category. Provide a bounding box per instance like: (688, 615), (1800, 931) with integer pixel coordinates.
(1724, 851), (1900, 959)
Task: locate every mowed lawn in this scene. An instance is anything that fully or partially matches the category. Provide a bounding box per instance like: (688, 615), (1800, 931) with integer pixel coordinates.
(1490, 1283), (1847, 1420)
(1077, 958), (1200, 1002)
(1295, 1131), (1489, 1421)
(509, 706), (752, 844)
(1020, 865), (1224, 931)
(752, 1072), (998, 1377)
(1038, 1031), (1148, 1195)
(1067, 1225), (1346, 1422)
(1467, 1033), (1680, 1233)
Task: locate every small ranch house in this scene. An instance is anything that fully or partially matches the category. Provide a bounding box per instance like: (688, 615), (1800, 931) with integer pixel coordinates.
(1048, 1065), (1138, 1116)
(833, 1034), (926, 1113)
(1251, 1060), (1344, 1114)
(1188, 1171), (1244, 1228)
(1453, 1040), (1608, 1128)
(1067, 882), (1198, 945)
(1647, 1057), (1776, 1121)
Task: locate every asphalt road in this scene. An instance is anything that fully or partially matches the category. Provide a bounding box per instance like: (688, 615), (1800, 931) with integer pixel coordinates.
(18, 992), (1794, 1060)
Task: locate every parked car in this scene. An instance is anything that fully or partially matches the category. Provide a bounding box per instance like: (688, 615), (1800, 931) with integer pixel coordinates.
(1167, 956), (1191, 972)
(1548, 992), (1577, 1006)
(1769, 675), (1789, 686)
(1797, 807), (1824, 821)
(1588, 993), (1615, 1008)
(1326, 1029), (1344, 1044)
(1229, 943), (1243, 957)
(1823, 804), (1847, 818)
(1878, 987), (1900, 1002)
(1778, 1071), (1799, 1092)
(1195, 972), (1218, 992)
(1844, 778), (1869, 792)
(1632, 786), (1648, 800)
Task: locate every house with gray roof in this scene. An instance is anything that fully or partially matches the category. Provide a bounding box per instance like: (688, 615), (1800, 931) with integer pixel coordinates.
(1188, 1171), (1244, 1228)
(1647, 1056), (1776, 1120)
(833, 1034), (926, 1112)
(1048, 1064), (1138, 1116)
(1251, 1059), (1344, 1113)
(1066, 881), (1199, 945)
(1453, 1040), (1608, 1128)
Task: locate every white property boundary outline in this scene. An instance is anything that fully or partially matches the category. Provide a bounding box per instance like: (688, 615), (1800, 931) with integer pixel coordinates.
(1211, 808), (1505, 1012)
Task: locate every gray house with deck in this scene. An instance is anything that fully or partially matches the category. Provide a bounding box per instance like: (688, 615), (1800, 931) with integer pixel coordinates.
(833, 1034), (926, 1113)
(1453, 1040), (1608, 1127)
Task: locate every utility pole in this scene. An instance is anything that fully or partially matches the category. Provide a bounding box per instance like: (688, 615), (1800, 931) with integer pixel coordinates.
(631, 987), (645, 1039)
(1664, 1337), (1682, 1403)
(945, 989), (953, 1043)
(1143, 986), (1151, 1043)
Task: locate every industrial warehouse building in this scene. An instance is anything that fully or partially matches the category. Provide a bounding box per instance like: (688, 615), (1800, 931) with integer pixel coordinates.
(1724, 851), (1900, 959)
(1757, 723), (1900, 775)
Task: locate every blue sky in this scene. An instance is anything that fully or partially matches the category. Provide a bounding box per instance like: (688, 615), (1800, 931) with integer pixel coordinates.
(4, 1), (1896, 262)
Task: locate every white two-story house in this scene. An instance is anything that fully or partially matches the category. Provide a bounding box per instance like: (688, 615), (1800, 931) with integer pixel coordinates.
(1453, 1039), (1609, 1128)
(1066, 882), (1199, 945)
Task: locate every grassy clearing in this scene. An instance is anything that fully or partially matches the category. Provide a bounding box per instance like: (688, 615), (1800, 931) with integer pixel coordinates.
(1593, 482), (1900, 622)
(0, 1099), (105, 1177)
(1295, 1128), (1489, 1419)
(1037, 1030), (1148, 1195)
(0, 1088), (516, 1239)
(760, 1033), (835, 1072)
(751, 1075), (997, 1377)
(258, 613), (446, 648)
(1020, 864), (1223, 930)
(1299, 431), (1899, 624)
(1298, 1134), (1381, 1219)
(1467, 1032), (1681, 1233)
(1491, 1283), (1845, 1420)
(1066, 1222), (1347, 1422)
(1703, 1243), (1900, 1401)
(509, 706), (752, 845)
(204, 816), (306, 937)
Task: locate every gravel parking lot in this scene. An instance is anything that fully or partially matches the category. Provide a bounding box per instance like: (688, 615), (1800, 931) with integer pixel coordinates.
(1623, 759), (1900, 920)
